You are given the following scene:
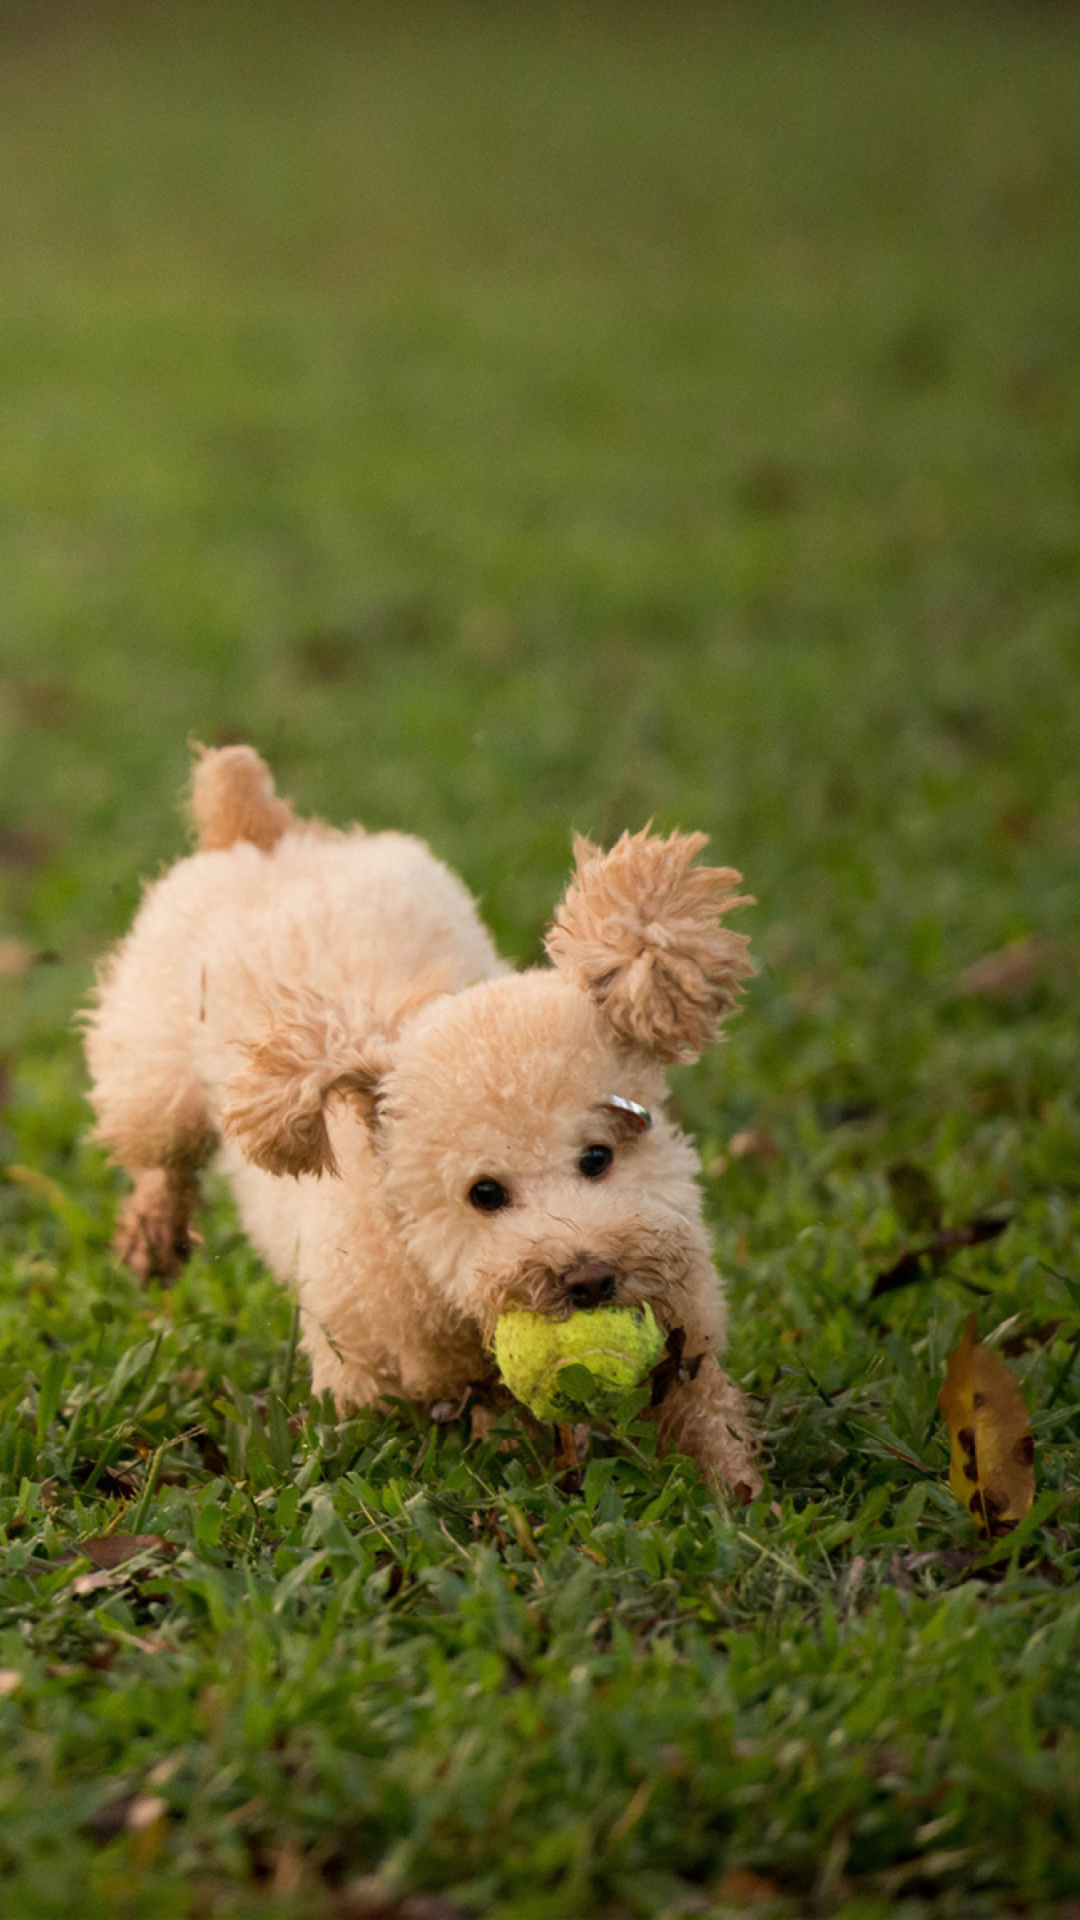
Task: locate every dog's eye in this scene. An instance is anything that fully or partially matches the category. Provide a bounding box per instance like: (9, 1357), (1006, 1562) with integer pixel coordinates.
(578, 1144), (613, 1180)
(468, 1178), (510, 1213)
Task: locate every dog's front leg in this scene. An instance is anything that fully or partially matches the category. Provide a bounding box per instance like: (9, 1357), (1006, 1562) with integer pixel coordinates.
(652, 1349), (761, 1503)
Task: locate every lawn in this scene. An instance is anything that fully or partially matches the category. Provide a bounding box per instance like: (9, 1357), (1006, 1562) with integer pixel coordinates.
(2, 2), (1080, 1914)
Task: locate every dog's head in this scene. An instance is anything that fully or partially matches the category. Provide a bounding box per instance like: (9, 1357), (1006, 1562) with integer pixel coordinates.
(224, 828), (752, 1333)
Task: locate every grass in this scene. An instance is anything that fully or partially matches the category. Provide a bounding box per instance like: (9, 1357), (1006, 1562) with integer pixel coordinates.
(2, 1), (1080, 1913)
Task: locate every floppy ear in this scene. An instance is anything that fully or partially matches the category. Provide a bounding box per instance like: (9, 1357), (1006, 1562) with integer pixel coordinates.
(545, 828), (753, 1063)
(223, 987), (395, 1178)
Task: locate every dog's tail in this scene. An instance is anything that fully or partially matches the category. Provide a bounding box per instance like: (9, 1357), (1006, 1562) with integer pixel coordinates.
(189, 744), (297, 853)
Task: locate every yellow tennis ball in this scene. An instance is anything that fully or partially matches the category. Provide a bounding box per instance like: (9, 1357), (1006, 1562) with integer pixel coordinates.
(493, 1304), (666, 1423)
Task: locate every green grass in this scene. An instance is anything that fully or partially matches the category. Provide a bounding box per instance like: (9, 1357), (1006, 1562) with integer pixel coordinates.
(2, 2), (1080, 1913)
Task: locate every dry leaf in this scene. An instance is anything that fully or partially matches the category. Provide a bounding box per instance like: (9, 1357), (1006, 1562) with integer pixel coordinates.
(0, 1669), (22, 1696)
(955, 936), (1047, 1000)
(71, 1536), (173, 1595)
(871, 1215), (1008, 1298)
(81, 1534), (171, 1570)
(84, 1791), (168, 1846)
(84, 1794), (136, 1842)
(938, 1314), (1035, 1537)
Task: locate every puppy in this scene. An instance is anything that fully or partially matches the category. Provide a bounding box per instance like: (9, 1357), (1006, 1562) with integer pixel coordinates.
(84, 746), (760, 1499)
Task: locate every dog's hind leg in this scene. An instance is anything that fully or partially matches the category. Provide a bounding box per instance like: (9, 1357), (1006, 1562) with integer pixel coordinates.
(85, 957), (215, 1283)
(114, 1164), (202, 1283)
(85, 743), (297, 1280)
(95, 1071), (214, 1284)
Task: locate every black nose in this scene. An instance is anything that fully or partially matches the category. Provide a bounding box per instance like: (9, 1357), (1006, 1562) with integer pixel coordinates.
(562, 1261), (618, 1309)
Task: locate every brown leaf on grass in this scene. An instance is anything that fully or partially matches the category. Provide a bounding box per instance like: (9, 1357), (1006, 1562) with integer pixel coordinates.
(72, 1537), (175, 1593)
(84, 1795), (136, 1842)
(954, 936), (1048, 1000)
(84, 1791), (167, 1844)
(938, 1314), (1035, 1538)
(871, 1216), (1008, 1298)
(82, 1535), (173, 1570)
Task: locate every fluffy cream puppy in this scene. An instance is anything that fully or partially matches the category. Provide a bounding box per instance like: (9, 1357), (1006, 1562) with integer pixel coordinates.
(84, 746), (760, 1498)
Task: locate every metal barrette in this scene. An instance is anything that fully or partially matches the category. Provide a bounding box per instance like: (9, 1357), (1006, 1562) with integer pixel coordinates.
(600, 1094), (653, 1133)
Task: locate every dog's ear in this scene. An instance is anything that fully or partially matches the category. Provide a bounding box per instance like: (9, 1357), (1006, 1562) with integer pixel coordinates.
(223, 987), (396, 1178)
(545, 828), (753, 1063)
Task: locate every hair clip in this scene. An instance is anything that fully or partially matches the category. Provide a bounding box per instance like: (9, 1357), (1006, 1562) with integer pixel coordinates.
(601, 1094), (652, 1133)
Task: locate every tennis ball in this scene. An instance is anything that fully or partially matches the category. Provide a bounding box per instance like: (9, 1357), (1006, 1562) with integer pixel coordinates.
(493, 1303), (666, 1423)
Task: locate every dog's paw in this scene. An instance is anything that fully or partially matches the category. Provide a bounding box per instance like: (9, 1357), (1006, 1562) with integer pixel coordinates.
(114, 1171), (195, 1285)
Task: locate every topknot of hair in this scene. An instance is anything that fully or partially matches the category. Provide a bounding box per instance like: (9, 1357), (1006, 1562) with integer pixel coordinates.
(545, 827), (754, 1062)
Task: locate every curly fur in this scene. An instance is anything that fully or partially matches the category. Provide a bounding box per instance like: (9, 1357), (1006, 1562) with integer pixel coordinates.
(84, 747), (761, 1501)
(545, 828), (754, 1062)
(223, 986), (393, 1178)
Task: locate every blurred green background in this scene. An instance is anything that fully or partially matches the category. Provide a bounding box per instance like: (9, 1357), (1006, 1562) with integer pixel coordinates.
(2, 0), (1078, 994)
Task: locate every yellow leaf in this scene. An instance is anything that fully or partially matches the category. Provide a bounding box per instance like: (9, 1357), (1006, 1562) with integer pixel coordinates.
(938, 1314), (1035, 1537)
